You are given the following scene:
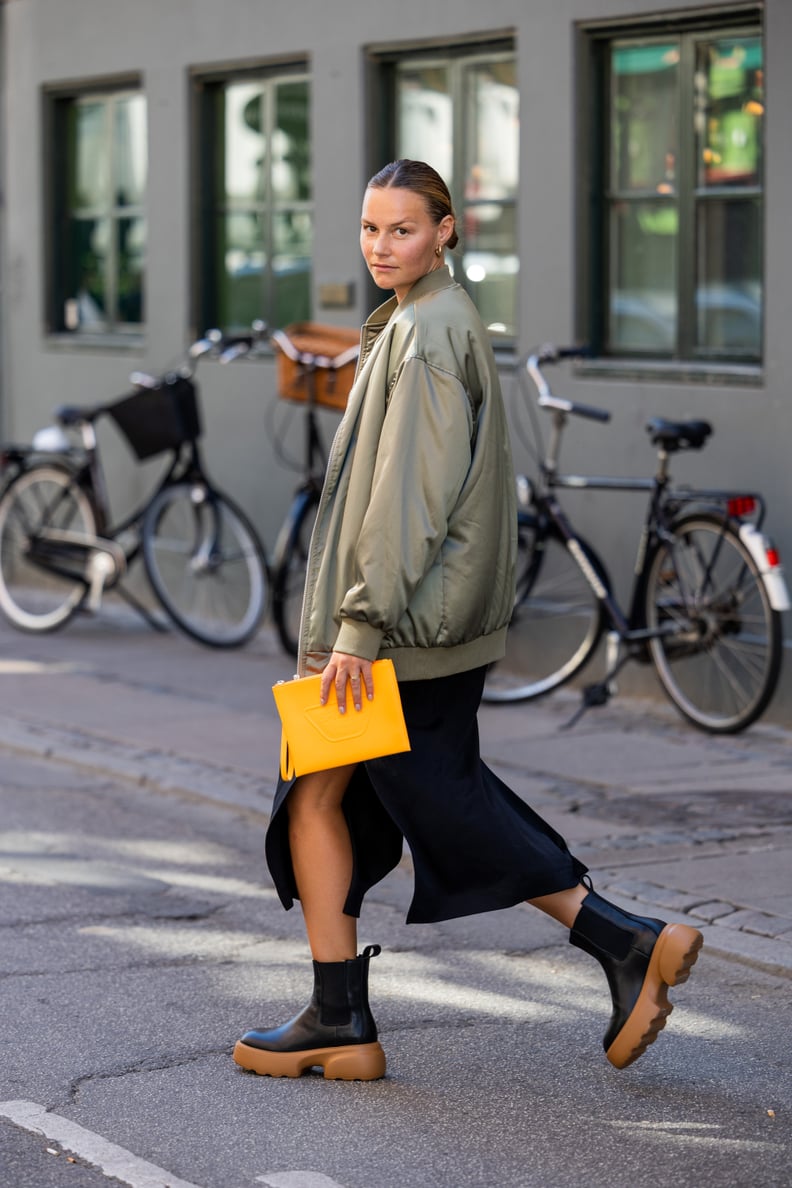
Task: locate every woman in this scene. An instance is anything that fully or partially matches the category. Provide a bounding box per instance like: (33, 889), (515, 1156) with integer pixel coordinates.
(234, 160), (702, 1081)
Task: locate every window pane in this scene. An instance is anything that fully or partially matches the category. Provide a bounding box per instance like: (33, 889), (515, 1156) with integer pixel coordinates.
(463, 60), (518, 201)
(461, 248), (517, 338)
(610, 42), (679, 193)
(218, 211), (266, 329)
(71, 102), (110, 209)
(114, 95), (147, 207)
(273, 209), (311, 326)
(462, 203), (517, 336)
(275, 81), (311, 201)
(696, 197), (761, 354)
(608, 201), (677, 352)
(395, 64), (452, 180)
(66, 217), (109, 329)
(696, 38), (763, 188)
(117, 215), (145, 324)
(224, 84), (267, 204)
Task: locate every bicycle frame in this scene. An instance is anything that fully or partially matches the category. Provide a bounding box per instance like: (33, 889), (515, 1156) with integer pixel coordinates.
(527, 360), (774, 652)
(79, 427), (210, 547)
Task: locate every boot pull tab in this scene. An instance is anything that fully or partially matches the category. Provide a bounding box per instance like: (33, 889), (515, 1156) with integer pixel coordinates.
(360, 944), (382, 960)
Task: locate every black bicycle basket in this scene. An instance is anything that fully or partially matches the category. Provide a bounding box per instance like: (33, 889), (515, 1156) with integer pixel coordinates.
(107, 374), (202, 460)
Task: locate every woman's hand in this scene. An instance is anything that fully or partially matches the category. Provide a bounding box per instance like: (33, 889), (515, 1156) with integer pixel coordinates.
(321, 651), (375, 714)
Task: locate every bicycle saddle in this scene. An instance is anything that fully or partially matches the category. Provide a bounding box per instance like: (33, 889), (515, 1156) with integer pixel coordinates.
(646, 418), (712, 451)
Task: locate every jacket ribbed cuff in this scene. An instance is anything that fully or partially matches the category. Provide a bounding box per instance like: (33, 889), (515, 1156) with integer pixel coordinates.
(333, 619), (385, 661)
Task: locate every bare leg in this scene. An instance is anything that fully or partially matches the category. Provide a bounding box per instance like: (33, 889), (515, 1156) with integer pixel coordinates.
(528, 882), (589, 928)
(287, 764), (359, 962)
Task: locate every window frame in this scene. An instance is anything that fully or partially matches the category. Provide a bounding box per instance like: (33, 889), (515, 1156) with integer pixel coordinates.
(190, 58), (312, 338)
(43, 75), (146, 343)
(576, 5), (764, 378)
(367, 34), (519, 345)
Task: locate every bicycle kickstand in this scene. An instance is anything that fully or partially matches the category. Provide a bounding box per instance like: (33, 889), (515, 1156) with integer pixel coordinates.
(114, 583), (171, 633)
(561, 632), (628, 730)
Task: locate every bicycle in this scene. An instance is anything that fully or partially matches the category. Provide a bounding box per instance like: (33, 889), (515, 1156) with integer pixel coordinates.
(263, 321), (359, 658)
(0, 333), (270, 647)
(482, 345), (790, 734)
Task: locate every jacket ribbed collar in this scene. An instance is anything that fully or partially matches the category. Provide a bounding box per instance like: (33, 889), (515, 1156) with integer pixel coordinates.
(359, 266), (454, 366)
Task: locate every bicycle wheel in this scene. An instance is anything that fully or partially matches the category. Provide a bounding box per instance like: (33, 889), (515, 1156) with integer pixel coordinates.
(482, 518), (605, 702)
(272, 486), (319, 657)
(644, 513), (782, 733)
(0, 464), (96, 632)
(142, 482), (268, 648)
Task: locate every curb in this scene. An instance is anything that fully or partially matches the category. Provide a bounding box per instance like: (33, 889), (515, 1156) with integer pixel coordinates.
(0, 715), (273, 819)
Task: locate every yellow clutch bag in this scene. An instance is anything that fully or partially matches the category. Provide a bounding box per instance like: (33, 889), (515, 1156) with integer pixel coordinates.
(272, 658), (411, 781)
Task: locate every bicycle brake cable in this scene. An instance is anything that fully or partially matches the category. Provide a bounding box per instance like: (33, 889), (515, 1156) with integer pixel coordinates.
(510, 364), (544, 468)
(264, 394), (304, 473)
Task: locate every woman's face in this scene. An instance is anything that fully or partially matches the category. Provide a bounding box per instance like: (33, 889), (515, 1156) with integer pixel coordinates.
(360, 186), (454, 303)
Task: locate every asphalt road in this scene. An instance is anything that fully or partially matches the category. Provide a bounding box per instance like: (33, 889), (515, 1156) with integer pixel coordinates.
(0, 612), (791, 1186)
(1, 741), (789, 1187)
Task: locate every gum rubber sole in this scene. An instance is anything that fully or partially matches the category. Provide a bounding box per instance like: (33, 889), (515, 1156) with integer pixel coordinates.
(233, 1039), (386, 1081)
(606, 922), (703, 1070)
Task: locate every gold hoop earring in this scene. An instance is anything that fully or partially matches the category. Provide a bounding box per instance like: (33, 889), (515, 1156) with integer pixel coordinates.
(435, 244), (443, 257)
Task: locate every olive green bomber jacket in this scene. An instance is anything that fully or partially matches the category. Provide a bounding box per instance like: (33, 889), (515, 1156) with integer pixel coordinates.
(298, 267), (518, 682)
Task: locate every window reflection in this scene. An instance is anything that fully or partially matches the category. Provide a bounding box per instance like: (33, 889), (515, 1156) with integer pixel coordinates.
(396, 64), (453, 182)
(697, 39), (763, 187)
(61, 90), (147, 332)
(394, 50), (518, 337)
(210, 73), (311, 331)
(601, 26), (763, 361)
(610, 43), (679, 194)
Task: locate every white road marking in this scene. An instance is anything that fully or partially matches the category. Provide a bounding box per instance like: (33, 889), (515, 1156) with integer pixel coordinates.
(257, 1175), (347, 1188)
(0, 1100), (203, 1188)
(0, 660), (82, 674)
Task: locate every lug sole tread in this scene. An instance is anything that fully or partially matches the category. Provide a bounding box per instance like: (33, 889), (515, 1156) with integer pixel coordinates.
(606, 923), (703, 1070)
(233, 1038), (386, 1081)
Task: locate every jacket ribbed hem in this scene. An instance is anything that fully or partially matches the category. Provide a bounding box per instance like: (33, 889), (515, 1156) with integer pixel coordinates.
(381, 627), (508, 682)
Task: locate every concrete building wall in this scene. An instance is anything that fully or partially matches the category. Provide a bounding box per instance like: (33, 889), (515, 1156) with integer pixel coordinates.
(3, 0), (790, 719)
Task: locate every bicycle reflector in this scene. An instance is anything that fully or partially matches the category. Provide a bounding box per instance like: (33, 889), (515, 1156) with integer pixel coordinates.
(727, 495), (757, 518)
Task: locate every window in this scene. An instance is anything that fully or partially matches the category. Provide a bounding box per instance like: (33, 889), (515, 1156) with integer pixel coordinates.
(375, 41), (519, 340)
(48, 85), (147, 335)
(194, 66), (311, 334)
(583, 11), (763, 364)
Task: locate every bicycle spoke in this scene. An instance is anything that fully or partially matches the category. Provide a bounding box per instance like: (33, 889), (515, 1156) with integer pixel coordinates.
(483, 529), (603, 702)
(0, 467), (95, 630)
(143, 484), (267, 647)
(646, 515), (781, 732)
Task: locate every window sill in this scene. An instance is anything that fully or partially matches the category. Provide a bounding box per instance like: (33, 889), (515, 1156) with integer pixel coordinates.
(576, 357), (763, 388)
(45, 332), (145, 353)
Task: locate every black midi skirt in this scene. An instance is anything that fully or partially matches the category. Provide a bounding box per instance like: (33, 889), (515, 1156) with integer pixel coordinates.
(265, 666), (588, 924)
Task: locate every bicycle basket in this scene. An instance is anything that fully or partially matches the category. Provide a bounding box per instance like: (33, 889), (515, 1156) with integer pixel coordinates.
(274, 323), (360, 412)
(107, 375), (202, 460)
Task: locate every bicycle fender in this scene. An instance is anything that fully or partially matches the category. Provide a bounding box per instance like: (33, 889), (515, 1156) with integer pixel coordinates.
(739, 523), (791, 612)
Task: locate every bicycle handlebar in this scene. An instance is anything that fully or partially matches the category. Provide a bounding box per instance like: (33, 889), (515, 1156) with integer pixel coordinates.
(526, 346), (610, 425)
(535, 344), (590, 366)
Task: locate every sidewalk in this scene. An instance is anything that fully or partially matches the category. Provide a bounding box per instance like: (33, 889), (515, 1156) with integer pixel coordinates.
(1, 609), (790, 977)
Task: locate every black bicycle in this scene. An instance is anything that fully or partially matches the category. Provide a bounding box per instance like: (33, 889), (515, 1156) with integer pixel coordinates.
(264, 322), (360, 657)
(0, 333), (269, 647)
(482, 346), (789, 733)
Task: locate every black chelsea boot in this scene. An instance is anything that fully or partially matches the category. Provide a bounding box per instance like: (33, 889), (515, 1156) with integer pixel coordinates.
(233, 944), (386, 1080)
(570, 889), (703, 1069)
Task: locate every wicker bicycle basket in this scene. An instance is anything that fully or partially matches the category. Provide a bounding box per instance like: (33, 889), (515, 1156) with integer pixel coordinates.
(274, 323), (360, 412)
(107, 375), (202, 460)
